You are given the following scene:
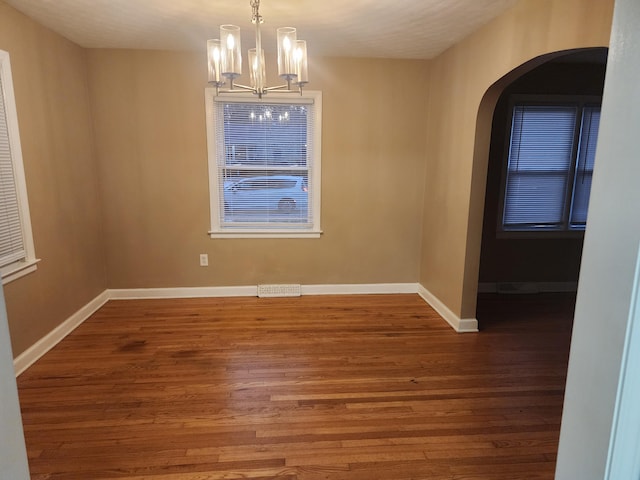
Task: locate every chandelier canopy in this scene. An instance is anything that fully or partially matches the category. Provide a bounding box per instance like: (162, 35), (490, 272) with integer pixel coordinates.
(207, 0), (309, 98)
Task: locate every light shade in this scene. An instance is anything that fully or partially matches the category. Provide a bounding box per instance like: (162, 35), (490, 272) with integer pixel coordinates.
(277, 27), (297, 79)
(220, 24), (242, 78)
(248, 48), (266, 91)
(207, 39), (223, 86)
(294, 40), (308, 86)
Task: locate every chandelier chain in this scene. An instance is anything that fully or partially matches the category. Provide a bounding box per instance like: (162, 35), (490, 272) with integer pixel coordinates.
(250, 0), (263, 24)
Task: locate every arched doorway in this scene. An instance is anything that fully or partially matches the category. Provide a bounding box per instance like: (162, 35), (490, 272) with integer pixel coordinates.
(461, 47), (608, 325)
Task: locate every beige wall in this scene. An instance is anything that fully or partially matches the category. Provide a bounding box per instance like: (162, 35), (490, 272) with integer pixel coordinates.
(0, 0), (619, 358)
(87, 52), (429, 288)
(420, 0), (614, 319)
(0, 2), (106, 356)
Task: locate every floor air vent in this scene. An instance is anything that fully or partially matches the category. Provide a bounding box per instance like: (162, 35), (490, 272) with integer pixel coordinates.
(257, 284), (302, 298)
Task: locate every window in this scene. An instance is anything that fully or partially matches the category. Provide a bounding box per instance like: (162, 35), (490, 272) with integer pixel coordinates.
(205, 90), (322, 238)
(501, 96), (601, 233)
(0, 51), (37, 284)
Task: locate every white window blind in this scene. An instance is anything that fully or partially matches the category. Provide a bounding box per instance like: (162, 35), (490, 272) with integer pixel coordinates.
(0, 77), (25, 267)
(206, 91), (322, 238)
(570, 106), (600, 227)
(502, 100), (600, 232)
(0, 50), (37, 283)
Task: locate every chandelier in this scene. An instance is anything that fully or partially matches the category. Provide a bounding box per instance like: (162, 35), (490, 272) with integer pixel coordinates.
(207, 0), (309, 98)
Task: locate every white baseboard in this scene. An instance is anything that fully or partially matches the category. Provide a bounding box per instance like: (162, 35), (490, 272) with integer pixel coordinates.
(302, 283), (418, 295)
(14, 282), (475, 376)
(108, 283), (419, 299)
(108, 286), (258, 299)
(13, 290), (110, 376)
(417, 285), (479, 333)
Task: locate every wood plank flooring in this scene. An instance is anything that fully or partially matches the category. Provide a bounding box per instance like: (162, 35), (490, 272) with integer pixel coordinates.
(16, 293), (575, 479)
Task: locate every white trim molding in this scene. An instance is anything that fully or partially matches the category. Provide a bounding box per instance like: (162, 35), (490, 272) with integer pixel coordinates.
(205, 90), (323, 239)
(0, 50), (38, 285)
(418, 285), (479, 333)
(1, 259), (40, 285)
(13, 291), (110, 376)
(14, 282), (479, 376)
(604, 245), (640, 479)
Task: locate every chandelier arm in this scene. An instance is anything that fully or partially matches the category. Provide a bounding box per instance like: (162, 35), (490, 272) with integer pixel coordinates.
(264, 84), (295, 91)
(221, 83), (255, 92)
(264, 85), (304, 95)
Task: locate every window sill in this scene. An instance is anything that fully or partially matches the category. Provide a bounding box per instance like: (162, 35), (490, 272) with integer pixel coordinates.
(209, 229), (322, 239)
(1, 258), (40, 285)
(496, 229), (585, 240)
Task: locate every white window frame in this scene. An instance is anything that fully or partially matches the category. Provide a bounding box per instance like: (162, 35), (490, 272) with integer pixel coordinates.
(0, 50), (38, 284)
(205, 89), (322, 238)
(498, 95), (601, 237)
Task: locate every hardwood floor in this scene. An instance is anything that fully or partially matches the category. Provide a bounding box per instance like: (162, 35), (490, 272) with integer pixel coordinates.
(17, 293), (575, 479)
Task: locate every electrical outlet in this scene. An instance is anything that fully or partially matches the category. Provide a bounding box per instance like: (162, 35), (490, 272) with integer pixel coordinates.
(199, 254), (209, 267)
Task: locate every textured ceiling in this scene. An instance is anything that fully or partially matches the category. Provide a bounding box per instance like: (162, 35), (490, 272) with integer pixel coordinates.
(4, 0), (518, 59)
